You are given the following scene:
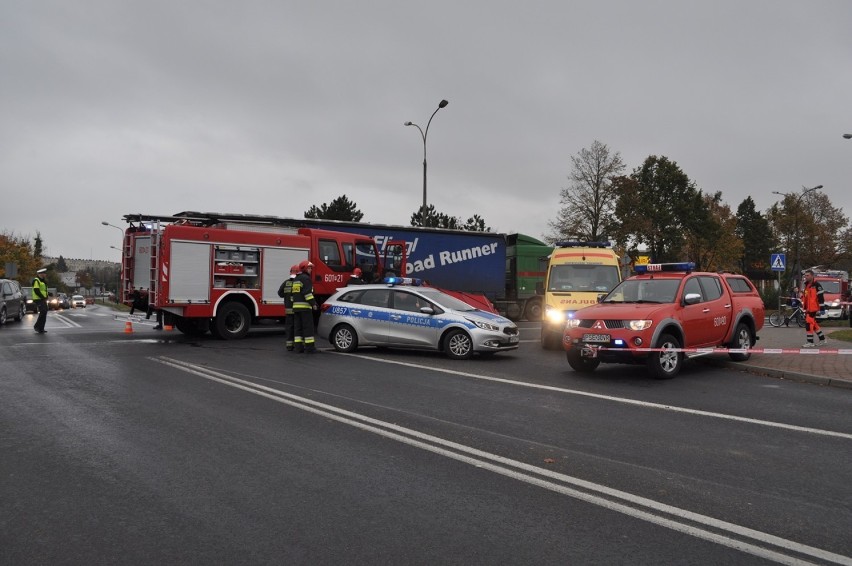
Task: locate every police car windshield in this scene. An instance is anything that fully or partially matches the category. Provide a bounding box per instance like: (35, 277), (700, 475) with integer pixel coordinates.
(603, 278), (680, 304)
(416, 288), (478, 312)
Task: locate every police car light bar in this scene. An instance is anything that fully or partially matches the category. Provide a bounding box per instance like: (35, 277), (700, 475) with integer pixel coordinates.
(384, 277), (422, 286)
(634, 262), (695, 274)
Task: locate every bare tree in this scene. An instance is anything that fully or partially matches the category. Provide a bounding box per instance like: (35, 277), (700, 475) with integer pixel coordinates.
(547, 140), (624, 243)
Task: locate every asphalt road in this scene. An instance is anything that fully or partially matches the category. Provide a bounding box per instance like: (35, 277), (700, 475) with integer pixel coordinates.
(2, 305), (851, 565)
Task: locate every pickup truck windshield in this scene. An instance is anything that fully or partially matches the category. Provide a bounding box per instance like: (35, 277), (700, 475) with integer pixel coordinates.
(604, 278), (681, 304)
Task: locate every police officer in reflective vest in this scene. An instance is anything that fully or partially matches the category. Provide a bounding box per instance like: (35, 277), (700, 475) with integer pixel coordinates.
(32, 268), (49, 334)
(292, 260), (319, 353)
(277, 264), (300, 351)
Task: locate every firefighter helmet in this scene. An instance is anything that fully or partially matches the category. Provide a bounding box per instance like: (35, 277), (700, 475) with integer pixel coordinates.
(353, 267), (362, 277)
(299, 260), (314, 271)
(290, 264), (300, 274)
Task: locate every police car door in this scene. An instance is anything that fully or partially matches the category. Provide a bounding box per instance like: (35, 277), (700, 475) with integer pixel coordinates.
(388, 290), (438, 347)
(352, 288), (392, 344)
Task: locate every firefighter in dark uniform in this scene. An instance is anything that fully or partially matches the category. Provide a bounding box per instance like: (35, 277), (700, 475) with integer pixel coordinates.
(277, 264), (300, 351)
(32, 268), (49, 334)
(292, 260), (319, 353)
(347, 267), (367, 286)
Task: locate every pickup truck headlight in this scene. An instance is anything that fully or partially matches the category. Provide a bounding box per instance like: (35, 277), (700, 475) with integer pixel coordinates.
(626, 320), (653, 331)
(565, 319), (582, 329)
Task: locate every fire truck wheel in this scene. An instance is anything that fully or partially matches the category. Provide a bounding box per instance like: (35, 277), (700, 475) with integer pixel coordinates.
(646, 333), (683, 379)
(728, 322), (753, 362)
(175, 317), (209, 336)
(330, 324), (358, 353)
(214, 302), (250, 340)
(566, 349), (600, 373)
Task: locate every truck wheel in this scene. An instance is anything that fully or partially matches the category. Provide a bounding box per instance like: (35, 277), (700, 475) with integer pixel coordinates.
(505, 304), (521, 321)
(523, 298), (543, 322)
(214, 302), (250, 340)
(331, 324), (358, 353)
(566, 349), (600, 373)
(728, 323), (753, 361)
(444, 329), (474, 359)
(175, 317), (210, 336)
(646, 333), (683, 379)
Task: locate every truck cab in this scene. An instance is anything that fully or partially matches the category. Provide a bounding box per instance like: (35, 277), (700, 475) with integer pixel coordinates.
(540, 241), (622, 349)
(812, 270), (849, 320)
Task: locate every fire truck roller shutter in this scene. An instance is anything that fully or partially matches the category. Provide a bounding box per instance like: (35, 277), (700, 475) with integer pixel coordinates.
(262, 248), (309, 304)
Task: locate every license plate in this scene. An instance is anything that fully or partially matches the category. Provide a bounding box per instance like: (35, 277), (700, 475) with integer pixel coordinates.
(582, 333), (610, 343)
(509, 335), (519, 343)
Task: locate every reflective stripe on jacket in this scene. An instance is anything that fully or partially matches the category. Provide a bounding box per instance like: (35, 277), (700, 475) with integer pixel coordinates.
(291, 272), (316, 310)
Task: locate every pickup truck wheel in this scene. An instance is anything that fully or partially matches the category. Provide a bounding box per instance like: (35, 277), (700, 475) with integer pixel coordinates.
(567, 349), (600, 373)
(444, 329), (474, 359)
(728, 323), (753, 361)
(646, 333), (683, 379)
(214, 302), (250, 340)
(331, 323), (358, 353)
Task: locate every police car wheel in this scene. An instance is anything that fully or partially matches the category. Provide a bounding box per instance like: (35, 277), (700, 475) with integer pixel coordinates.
(444, 329), (473, 360)
(646, 333), (682, 379)
(728, 323), (753, 362)
(331, 324), (358, 353)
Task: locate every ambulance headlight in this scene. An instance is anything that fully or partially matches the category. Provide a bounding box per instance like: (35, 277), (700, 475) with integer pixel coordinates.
(627, 320), (653, 331)
(545, 306), (565, 324)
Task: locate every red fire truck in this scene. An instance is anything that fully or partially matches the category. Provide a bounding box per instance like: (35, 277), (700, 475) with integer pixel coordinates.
(117, 212), (405, 339)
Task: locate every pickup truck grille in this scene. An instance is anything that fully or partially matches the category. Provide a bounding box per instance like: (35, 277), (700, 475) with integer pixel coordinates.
(578, 319), (625, 329)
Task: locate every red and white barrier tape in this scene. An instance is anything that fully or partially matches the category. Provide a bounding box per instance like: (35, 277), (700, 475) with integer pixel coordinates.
(580, 345), (852, 355)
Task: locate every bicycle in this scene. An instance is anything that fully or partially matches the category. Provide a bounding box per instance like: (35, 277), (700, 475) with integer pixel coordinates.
(769, 299), (806, 328)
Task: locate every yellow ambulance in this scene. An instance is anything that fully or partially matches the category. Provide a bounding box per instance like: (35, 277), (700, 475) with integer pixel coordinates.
(541, 241), (622, 349)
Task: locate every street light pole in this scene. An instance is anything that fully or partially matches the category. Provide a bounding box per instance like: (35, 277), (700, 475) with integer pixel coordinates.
(771, 184), (823, 284)
(103, 222), (125, 302)
(405, 99), (449, 227)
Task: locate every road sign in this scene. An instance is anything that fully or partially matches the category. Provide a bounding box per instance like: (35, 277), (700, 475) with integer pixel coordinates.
(771, 253), (786, 272)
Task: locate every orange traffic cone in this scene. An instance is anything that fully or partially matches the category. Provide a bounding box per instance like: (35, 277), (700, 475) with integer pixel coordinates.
(163, 324), (173, 331)
(124, 320), (133, 333)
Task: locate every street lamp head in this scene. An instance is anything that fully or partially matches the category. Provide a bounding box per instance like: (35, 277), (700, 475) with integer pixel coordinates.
(814, 185), (823, 190)
(101, 221), (109, 226)
(438, 99), (449, 108)
(404, 121), (413, 126)
(843, 134), (852, 139)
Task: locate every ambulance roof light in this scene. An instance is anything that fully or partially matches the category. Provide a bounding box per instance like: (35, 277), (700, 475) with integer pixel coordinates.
(634, 262), (695, 274)
(553, 241), (611, 248)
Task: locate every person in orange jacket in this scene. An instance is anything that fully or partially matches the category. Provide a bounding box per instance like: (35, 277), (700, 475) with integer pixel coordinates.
(800, 269), (827, 347)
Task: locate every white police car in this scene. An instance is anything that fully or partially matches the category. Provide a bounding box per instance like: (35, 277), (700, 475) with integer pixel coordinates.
(317, 278), (520, 359)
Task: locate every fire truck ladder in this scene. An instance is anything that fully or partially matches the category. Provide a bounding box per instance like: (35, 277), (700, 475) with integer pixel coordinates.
(147, 221), (161, 307)
(120, 230), (133, 303)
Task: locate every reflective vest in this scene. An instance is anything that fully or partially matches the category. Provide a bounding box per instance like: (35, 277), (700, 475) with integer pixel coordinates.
(32, 277), (48, 300)
(277, 276), (296, 310)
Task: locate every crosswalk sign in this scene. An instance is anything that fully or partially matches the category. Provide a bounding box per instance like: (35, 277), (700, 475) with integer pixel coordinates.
(770, 253), (786, 272)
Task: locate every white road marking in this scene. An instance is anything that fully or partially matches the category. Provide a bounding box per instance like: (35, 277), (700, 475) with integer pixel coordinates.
(340, 354), (852, 441)
(154, 356), (852, 566)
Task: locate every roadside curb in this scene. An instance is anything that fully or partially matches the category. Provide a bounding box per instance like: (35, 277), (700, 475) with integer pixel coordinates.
(702, 358), (852, 390)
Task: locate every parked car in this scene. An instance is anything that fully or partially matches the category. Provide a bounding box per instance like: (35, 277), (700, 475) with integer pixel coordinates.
(72, 295), (86, 308)
(0, 279), (27, 325)
(317, 278), (520, 359)
(21, 286), (37, 313)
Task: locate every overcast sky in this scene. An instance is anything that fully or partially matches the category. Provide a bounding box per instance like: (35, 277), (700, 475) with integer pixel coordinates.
(2, 1), (850, 261)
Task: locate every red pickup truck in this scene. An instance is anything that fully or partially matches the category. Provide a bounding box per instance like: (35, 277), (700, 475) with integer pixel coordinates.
(563, 262), (765, 379)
